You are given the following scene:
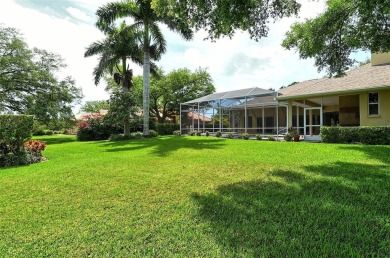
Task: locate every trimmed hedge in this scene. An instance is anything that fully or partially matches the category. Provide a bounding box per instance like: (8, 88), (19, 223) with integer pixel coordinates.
(320, 126), (390, 145)
(0, 115), (34, 167)
(156, 123), (180, 135)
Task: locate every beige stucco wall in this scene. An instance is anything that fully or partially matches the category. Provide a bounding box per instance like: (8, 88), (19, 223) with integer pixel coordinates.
(371, 52), (390, 66)
(339, 95), (359, 126)
(360, 89), (390, 126)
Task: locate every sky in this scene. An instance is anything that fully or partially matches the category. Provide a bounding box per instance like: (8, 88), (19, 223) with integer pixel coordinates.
(0, 0), (370, 111)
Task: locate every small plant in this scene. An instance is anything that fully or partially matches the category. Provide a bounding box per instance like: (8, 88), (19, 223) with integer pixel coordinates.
(148, 130), (158, 138)
(215, 131), (222, 137)
(256, 134), (261, 140)
(189, 130), (196, 136)
(267, 135), (276, 141)
(290, 129), (300, 142)
(24, 140), (47, 164)
(196, 130), (202, 136)
(242, 133), (250, 140)
(173, 130), (181, 136)
(227, 132), (234, 139)
(109, 133), (136, 141)
(284, 132), (293, 142)
(205, 131), (210, 137)
(133, 132), (143, 139)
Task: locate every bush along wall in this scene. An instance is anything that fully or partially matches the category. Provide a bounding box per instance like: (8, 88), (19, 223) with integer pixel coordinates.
(0, 115), (34, 167)
(320, 126), (390, 145)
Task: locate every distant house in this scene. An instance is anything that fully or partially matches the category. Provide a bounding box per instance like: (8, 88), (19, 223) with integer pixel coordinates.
(180, 53), (390, 140)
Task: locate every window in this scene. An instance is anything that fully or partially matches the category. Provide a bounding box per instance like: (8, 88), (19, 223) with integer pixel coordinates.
(368, 92), (379, 116)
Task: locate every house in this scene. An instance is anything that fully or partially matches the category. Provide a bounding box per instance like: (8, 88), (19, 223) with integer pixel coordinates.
(180, 53), (390, 140)
(277, 52), (390, 140)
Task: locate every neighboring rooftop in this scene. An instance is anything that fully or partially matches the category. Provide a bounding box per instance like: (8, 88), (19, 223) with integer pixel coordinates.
(278, 63), (390, 100)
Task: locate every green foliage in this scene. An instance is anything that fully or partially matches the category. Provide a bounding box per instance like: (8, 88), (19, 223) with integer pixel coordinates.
(0, 25), (82, 124)
(81, 100), (110, 113)
(109, 133), (136, 141)
(284, 133), (293, 142)
(151, 0), (300, 41)
(196, 131), (202, 136)
(205, 131), (210, 137)
(242, 133), (250, 140)
(132, 68), (215, 123)
(188, 130), (196, 136)
(76, 114), (120, 141)
(148, 130), (158, 138)
(215, 131), (222, 137)
(256, 134), (261, 140)
(227, 132), (234, 139)
(320, 126), (390, 145)
(0, 115), (33, 167)
(282, 0), (390, 77)
(173, 130), (182, 136)
(267, 135), (276, 141)
(156, 123), (180, 135)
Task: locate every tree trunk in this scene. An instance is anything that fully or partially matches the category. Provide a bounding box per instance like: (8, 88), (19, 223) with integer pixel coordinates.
(143, 26), (150, 136)
(122, 57), (130, 134)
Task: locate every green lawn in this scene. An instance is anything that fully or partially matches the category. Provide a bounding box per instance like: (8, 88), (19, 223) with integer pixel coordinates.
(0, 135), (389, 257)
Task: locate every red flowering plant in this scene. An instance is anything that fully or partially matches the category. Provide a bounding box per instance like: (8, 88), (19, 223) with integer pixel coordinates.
(24, 140), (47, 163)
(76, 113), (117, 141)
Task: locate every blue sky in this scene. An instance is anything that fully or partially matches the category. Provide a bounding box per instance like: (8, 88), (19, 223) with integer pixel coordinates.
(0, 0), (370, 110)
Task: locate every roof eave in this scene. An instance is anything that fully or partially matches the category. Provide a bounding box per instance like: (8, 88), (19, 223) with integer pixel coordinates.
(276, 85), (390, 101)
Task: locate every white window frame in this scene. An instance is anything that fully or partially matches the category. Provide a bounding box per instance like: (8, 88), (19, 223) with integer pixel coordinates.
(368, 92), (379, 116)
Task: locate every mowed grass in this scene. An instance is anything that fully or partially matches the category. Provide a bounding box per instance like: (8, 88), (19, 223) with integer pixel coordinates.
(0, 135), (389, 257)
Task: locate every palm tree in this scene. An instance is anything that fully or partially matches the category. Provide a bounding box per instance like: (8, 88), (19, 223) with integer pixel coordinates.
(96, 0), (193, 135)
(84, 22), (160, 134)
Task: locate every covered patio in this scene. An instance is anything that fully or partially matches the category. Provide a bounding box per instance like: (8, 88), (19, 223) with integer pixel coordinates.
(180, 87), (302, 136)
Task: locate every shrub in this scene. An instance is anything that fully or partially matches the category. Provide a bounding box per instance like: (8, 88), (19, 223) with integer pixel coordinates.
(242, 133), (250, 140)
(284, 133), (293, 142)
(256, 134), (262, 140)
(320, 126), (390, 145)
(0, 115), (34, 167)
(205, 131), (210, 137)
(156, 123), (179, 135)
(267, 135), (276, 141)
(173, 130), (181, 136)
(24, 140), (47, 164)
(109, 133), (136, 141)
(215, 131), (222, 137)
(76, 114), (117, 141)
(196, 131), (202, 136)
(133, 132), (143, 139)
(148, 130), (158, 138)
(227, 132), (234, 139)
(189, 130), (196, 136)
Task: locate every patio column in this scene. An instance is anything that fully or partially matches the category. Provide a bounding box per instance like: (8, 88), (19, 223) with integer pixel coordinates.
(262, 106), (265, 135)
(244, 96), (247, 133)
(197, 102), (200, 131)
(288, 101), (293, 130)
(212, 103), (215, 132)
(179, 103), (182, 133)
(309, 109), (313, 136)
(219, 99), (222, 132)
(203, 106), (205, 132)
(276, 103), (279, 141)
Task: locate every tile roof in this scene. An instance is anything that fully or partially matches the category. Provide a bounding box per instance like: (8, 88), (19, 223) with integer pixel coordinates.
(277, 63), (390, 99)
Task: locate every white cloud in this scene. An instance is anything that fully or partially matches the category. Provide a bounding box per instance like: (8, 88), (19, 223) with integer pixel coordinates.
(66, 7), (91, 22)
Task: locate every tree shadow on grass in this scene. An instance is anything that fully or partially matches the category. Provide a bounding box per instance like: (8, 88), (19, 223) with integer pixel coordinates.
(35, 136), (76, 145)
(338, 144), (390, 165)
(99, 136), (226, 157)
(192, 164), (390, 257)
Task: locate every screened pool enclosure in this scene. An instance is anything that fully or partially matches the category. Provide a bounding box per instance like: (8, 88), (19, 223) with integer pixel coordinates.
(180, 87), (304, 136)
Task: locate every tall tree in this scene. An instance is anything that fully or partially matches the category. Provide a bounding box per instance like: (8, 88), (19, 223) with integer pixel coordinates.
(96, 0), (193, 135)
(133, 68), (215, 123)
(0, 25), (82, 125)
(151, 0), (301, 41)
(282, 0), (390, 77)
(80, 100), (110, 113)
(85, 22), (145, 134)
